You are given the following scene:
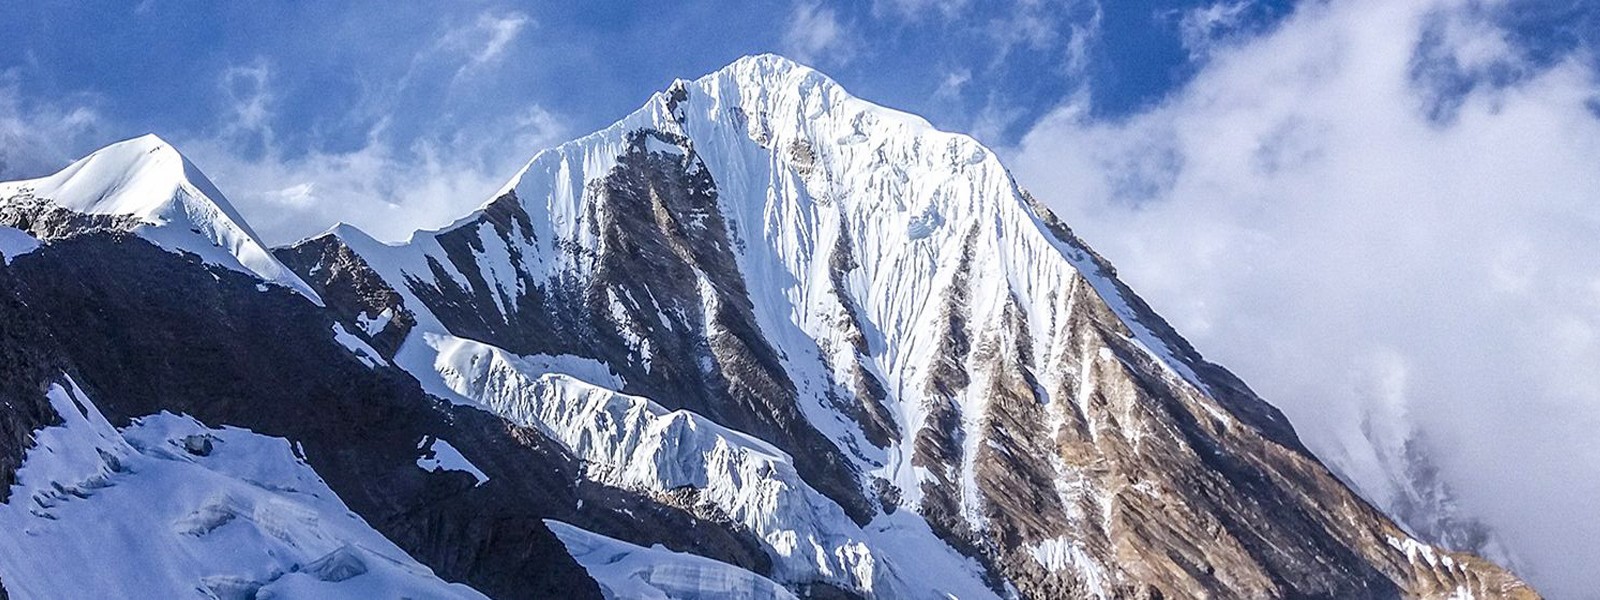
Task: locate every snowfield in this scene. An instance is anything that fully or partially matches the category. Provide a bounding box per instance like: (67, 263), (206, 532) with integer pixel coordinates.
(0, 376), (484, 600)
(546, 520), (799, 600)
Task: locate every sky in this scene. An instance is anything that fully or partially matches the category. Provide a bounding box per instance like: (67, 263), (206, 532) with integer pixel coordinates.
(2, 0), (1599, 596)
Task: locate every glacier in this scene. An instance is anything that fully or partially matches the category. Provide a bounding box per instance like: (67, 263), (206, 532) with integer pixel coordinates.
(0, 376), (484, 599)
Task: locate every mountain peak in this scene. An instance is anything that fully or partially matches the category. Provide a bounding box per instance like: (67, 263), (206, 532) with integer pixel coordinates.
(17, 133), (200, 218)
(0, 134), (321, 303)
(714, 53), (821, 80)
(694, 53), (846, 109)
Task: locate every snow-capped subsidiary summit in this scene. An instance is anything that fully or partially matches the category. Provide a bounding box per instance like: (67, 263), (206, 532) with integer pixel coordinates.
(0, 55), (1536, 599)
(0, 134), (320, 302)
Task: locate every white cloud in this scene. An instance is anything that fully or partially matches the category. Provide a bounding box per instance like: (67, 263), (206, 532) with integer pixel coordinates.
(0, 70), (106, 180)
(160, 56), (562, 244)
(1175, 1), (1252, 59)
(934, 68), (972, 100)
(467, 12), (532, 67)
(218, 59), (275, 149)
(416, 9), (533, 91)
(1008, 0), (1600, 596)
(782, 1), (858, 66)
(1061, 17), (1099, 76)
(872, 0), (969, 21)
(435, 11), (532, 69)
(970, 0), (1101, 142)
(182, 103), (566, 245)
(983, 0), (1064, 54)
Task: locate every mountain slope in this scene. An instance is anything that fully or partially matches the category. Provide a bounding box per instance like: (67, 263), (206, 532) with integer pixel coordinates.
(281, 54), (1533, 598)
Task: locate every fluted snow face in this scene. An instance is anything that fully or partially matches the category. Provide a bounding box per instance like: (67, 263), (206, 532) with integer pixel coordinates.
(626, 55), (1227, 505)
(0, 134), (320, 302)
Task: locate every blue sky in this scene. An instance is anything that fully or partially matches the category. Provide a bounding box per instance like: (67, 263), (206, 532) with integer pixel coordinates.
(1, 1), (1299, 183)
(4, 0), (1587, 242)
(4, 1), (1600, 597)
(1, 1), (1591, 185)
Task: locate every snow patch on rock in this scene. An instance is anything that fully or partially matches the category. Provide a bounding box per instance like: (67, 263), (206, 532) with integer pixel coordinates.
(0, 226), (40, 264)
(1028, 536), (1110, 598)
(415, 436), (489, 486)
(357, 307), (395, 336)
(331, 322), (386, 368)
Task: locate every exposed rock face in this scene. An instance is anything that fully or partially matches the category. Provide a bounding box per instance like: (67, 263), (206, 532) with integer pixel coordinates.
(0, 250), (67, 504)
(0, 54), (1537, 600)
(275, 232), (417, 357)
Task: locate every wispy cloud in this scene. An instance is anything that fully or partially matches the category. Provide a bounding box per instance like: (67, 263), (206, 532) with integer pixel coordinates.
(217, 59), (275, 153)
(1009, 0), (1600, 595)
(933, 68), (972, 100)
(0, 70), (106, 180)
(138, 7), (567, 246)
(1174, 1), (1252, 59)
(441, 11), (533, 72)
(173, 31), (568, 246)
(970, 9), (1099, 142)
(183, 98), (566, 245)
(782, 1), (859, 66)
(872, 0), (969, 22)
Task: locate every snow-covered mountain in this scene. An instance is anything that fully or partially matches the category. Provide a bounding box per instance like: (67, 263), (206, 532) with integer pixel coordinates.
(0, 54), (1535, 599)
(0, 134), (319, 302)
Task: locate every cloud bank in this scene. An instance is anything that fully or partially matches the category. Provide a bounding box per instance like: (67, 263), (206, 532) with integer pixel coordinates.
(1008, 0), (1600, 596)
